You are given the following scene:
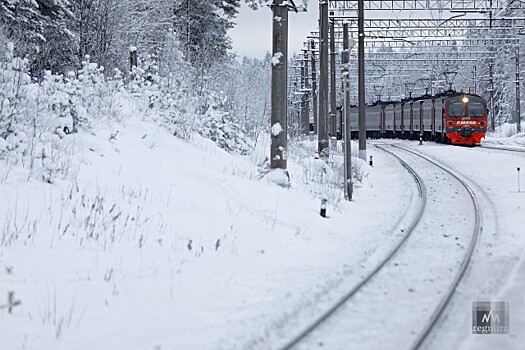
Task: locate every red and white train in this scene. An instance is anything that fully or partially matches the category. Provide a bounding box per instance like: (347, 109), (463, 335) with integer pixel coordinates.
(348, 91), (489, 146)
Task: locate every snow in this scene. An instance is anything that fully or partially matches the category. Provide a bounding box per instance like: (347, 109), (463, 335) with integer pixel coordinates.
(0, 117), (414, 349)
(6, 42), (14, 55)
(272, 52), (283, 66)
(262, 168), (290, 187)
(271, 122), (283, 136)
(0, 137), (6, 152)
(2, 111), (525, 349)
(293, 143), (482, 349)
(7, 0), (525, 346)
(460, 252), (525, 349)
(483, 124), (525, 150)
(381, 139), (525, 350)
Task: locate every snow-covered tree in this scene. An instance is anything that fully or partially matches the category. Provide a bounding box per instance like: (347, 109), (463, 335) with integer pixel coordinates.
(0, 0), (76, 71)
(173, 0), (239, 69)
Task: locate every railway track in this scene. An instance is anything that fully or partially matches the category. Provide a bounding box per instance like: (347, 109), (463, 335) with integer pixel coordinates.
(390, 145), (482, 349)
(277, 145), (427, 350)
(278, 145), (482, 350)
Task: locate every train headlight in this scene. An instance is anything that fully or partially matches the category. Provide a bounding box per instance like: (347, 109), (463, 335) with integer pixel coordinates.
(462, 96), (469, 103)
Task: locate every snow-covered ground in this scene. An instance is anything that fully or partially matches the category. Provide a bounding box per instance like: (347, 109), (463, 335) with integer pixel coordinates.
(2, 117), (525, 349)
(460, 252), (525, 350)
(0, 117), (414, 350)
(482, 122), (525, 150)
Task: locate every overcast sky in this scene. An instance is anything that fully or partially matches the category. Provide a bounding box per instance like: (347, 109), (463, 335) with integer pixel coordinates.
(229, 2), (320, 59)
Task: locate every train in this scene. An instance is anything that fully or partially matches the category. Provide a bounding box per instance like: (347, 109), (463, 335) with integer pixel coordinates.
(346, 91), (489, 146)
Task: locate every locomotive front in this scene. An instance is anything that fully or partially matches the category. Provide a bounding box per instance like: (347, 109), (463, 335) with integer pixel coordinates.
(443, 94), (488, 145)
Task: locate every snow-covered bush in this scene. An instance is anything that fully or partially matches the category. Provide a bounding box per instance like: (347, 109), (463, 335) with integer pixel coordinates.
(0, 44), (31, 139)
(286, 140), (369, 205)
(0, 39), (262, 183)
(0, 47), (114, 182)
(66, 57), (126, 131)
(198, 108), (252, 155)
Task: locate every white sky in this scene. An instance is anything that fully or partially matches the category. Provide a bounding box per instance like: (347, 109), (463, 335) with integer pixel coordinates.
(229, 2), (320, 59)
(228, 3), (490, 59)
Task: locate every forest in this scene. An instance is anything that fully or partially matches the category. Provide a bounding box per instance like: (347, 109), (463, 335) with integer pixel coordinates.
(0, 0), (273, 175)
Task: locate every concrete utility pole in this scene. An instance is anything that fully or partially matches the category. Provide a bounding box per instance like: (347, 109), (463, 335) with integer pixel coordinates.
(300, 55), (308, 134)
(516, 47), (521, 133)
(329, 18), (338, 146)
(488, 64), (494, 131)
(270, 0), (289, 169)
(342, 22), (353, 201)
(310, 40), (318, 134)
(472, 66), (477, 94)
(302, 49), (310, 135)
(357, 0), (367, 160)
(318, 0), (330, 157)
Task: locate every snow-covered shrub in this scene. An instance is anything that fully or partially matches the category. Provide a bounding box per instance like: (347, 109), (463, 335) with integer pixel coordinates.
(0, 44), (32, 139)
(134, 71), (198, 140)
(0, 40), (261, 182)
(285, 139), (369, 205)
(123, 44), (201, 141)
(65, 57), (125, 131)
(0, 136), (6, 155)
(0, 47), (116, 182)
(198, 108), (252, 155)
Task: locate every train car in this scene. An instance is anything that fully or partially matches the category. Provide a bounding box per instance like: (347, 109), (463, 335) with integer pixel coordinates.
(367, 104), (382, 138)
(347, 91), (488, 146)
(383, 103), (396, 138)
(349, 103), (382, 139)
(420, 97), (433, 138)
(434, 97), (445, 141)
(442, 94), (488, 145)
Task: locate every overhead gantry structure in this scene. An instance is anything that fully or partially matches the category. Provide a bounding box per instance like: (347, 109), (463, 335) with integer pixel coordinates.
(288, 0), (525, 154)
(327, 0), (525, 12)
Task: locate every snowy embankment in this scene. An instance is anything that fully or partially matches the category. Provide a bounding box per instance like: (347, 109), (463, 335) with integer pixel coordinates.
(0, 115), (414, 349)
(482, 121), (525, 150)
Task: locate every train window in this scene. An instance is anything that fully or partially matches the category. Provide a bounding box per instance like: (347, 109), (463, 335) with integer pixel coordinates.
(468, 102), (485, 117)
(448, 101), (465, 117)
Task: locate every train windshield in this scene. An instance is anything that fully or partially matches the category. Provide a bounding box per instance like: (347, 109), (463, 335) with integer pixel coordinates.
(468, 101), (485, 117)
(448, 100), (465, 117)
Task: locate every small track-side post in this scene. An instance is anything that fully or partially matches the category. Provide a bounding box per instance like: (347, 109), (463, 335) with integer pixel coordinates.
(129, 47), (138, 71)
(320, 198), (327, 217)
(369, 155), (373, 167)
(518, 167), (521, 193)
